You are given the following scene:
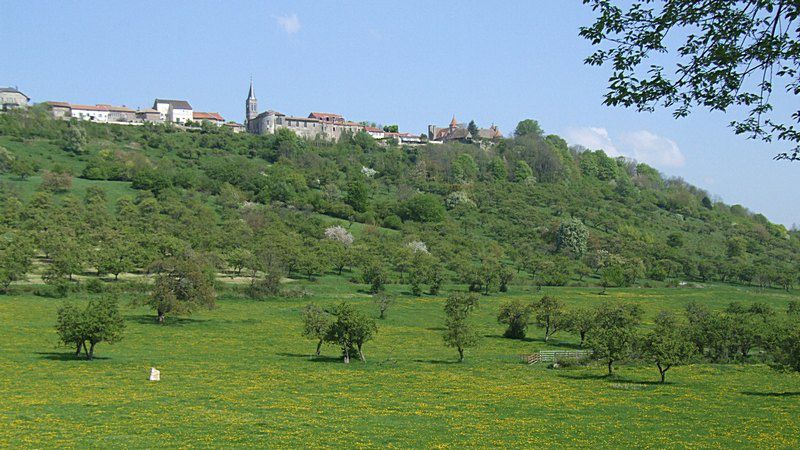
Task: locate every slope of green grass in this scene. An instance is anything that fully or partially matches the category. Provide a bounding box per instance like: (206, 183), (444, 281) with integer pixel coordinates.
(1, 281), (798, 448)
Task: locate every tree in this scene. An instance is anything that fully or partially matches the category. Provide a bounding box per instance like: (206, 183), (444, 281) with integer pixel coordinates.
(641, 311), (696, 383)
(580, 1), (800, 160)
(145, 251), (216, 323)
(467, 120), (479, 139)
(443, 293), (480, 362)
(301, 304), (332, 356)
(513, 160), (534, 181)
(382, 124), (399, 133)
(345, 178), (369, 213)
(325, 303), (376, 363)
(362, 259), (388, 294)
(497, 300), (532, 339)
(514, 119), (543, 138)
(0, 232), (34, 293)
(556, 218), (588, 258)
(487, 157), (508, 181)
(587, 302), (643, 375)
(55, 297), (125, 360)
(374, 293), (395, 319)
(452, 154), (479, 183)
(40, 170), (73, 193)
(10, 158), (35, 180)
(63, 124), (87, 155)
(564, 307), (594, 347)
(533, 295), (565, 342)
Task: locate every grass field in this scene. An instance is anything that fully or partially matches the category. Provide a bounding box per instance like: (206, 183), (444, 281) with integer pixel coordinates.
(1, 280), (799, 448)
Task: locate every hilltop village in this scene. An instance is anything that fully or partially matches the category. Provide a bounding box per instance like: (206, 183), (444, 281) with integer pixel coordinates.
(0, 83), (502, 146)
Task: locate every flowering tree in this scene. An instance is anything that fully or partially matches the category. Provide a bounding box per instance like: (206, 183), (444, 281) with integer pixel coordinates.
(324, 225), (354, 246)
(406, 240), (429, 254)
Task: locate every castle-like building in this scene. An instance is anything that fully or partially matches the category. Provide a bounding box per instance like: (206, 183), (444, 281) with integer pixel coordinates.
(244, 80), (363, 140)
(428, 116), (502, 142)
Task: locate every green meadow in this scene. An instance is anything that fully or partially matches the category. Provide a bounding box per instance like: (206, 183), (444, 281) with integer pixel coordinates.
(2, 280), (799, 448)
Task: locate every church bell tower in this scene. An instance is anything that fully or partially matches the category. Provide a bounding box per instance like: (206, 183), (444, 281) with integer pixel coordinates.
(245, 78), (257, 128)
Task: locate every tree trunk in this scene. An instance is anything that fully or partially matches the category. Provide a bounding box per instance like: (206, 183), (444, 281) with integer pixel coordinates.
(82, 341), (89, 358)
(657, 363), (670, 383)
(579, 332), (586, 347)
(88, 342), (96, 360)
(343, 346), (350, 364)
(315, 339), (323, 356)
(75, 342), (83, 356)
(357, 343), (365, 362)
(607, 359), (613, 375)
(157, 309), (165, 324)
(458, 347), (464, 362)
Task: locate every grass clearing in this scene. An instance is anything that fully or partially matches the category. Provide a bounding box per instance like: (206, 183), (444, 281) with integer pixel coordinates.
(1, 281), (799, 447)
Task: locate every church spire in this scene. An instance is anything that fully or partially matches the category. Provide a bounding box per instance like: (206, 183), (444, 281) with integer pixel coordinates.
(245, 77), (258, 127)
(450, 115), (458, 128)
(247, 77), (255, 100)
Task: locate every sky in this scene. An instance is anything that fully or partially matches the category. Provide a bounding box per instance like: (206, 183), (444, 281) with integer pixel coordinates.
(1, 1), (796, 227)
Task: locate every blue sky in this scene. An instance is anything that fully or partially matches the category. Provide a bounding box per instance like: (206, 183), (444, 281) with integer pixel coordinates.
(2, 1), (796, 226)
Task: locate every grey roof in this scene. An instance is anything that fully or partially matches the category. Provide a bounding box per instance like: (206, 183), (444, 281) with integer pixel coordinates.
(1, 87), (29, 100)
(153, 99), (192, 110)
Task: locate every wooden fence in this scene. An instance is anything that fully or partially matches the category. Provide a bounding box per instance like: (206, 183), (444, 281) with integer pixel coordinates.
(520, 350), (593, 365)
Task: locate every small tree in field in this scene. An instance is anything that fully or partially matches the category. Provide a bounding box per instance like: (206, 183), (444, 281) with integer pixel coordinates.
(325, 303), (376, 363)
(374, 293), (394, 319)
(564, 307), (594, 347)
(533, 295), (565, 342)
(301, 304), (332, 356)
(55, 297), (125, 360)
(497, 300), (532, 339)
(145, 251), (216, 323)
(587, 302), (643, 375)
(443, 293), (480, 362)
(641, 311), (696, 383)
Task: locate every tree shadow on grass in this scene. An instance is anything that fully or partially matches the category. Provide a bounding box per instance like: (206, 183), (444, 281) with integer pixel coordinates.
(741, 391), (800, 397)
(413, 359), (460, 365)
(483, 334), (538, 343)
(126, 315), (209, 326)
(276, 352), (342, 363)
(557, 372), (613, 381)
(426, 327), (446, 332)
(558, 372), (666, 386)
(35, 352), (110, 361)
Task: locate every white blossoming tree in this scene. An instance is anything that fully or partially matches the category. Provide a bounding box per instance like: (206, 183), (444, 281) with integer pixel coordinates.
(324, 225), (354, 247)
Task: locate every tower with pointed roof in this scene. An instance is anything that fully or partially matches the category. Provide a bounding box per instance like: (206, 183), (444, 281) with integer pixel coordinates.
(449, 115), (458, 129)
(245, 78), (258, 128)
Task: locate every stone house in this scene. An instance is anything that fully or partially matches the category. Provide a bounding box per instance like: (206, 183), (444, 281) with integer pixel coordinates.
(0, 87), (29, 110)
(45, 101), (71, 119)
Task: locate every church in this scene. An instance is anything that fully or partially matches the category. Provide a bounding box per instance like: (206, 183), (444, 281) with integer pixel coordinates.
(244, 80), (362, 140)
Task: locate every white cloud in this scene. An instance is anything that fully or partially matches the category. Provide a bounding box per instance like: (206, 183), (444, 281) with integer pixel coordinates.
(275, 13), (300, 34)
(563, 127), (621, 157)
(618, 130), (686, 168)
(564, 127), (686, 168)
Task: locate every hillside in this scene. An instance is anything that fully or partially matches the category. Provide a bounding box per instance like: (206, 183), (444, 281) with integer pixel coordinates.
(1, 106), (798, 292)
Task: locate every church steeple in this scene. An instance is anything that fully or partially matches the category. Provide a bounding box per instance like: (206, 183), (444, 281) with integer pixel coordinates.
(245, 78), (258, 127)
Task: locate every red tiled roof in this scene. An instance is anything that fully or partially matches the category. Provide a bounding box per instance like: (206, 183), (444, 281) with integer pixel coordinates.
(45, 101), (70, 108)
(193, 111), (224, 121)
(70, 104), (109, 112)
(309, 112), (343, 119)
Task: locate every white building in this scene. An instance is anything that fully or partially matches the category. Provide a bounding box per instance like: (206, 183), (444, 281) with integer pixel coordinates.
(153, 99), (193, 124)
(70, 104), (110, 122)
